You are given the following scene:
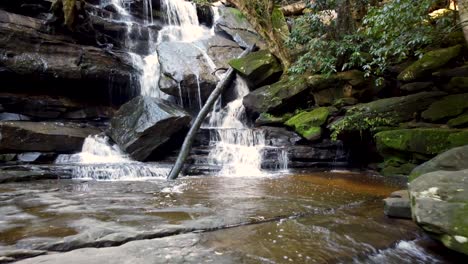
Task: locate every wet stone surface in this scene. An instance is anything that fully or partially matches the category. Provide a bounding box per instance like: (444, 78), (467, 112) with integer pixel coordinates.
(0, 172), (465, 263)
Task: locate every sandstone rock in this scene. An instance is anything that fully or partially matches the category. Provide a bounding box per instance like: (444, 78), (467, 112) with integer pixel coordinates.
(410, 145), (468, 181)
(400, 82), (434, 93)
(448, 112), (468, 128)
(108, 96), (191, 161)
(284, 108), (329, 141)
(383, 190), (411, 219)
(409, 169), (468, 255)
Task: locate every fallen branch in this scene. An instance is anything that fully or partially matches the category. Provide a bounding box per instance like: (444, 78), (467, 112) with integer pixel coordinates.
(167, 44), (256, 180)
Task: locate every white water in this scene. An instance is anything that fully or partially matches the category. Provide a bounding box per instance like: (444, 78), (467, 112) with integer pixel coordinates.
(207, 77), (288, 176)
(55, 135), (170, 180)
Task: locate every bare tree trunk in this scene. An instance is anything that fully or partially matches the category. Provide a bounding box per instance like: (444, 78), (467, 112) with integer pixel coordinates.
(459, 0), (468, 44)
(167, 45), (255, 180)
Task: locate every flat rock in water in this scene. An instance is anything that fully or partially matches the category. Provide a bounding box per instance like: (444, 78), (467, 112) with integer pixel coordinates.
(383, 190), (412, 219)
(0, 121), (99, 153)
(108, 96), (192, 161)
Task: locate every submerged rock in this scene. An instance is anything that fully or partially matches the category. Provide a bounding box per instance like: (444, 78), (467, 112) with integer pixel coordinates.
(398, 45), (463, 82)
(229, 50), (282, 86)
(0, 121), (99, 153)
(409, 169), (468, 255)
(410, 145), (468, 181)
(108, 96), (191, 161)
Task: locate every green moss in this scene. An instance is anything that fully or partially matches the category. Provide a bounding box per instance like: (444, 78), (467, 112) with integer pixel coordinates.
(380, 163), (417, 176)
(229, 50), (282, 86)
(375, 128), (468, 156)
(255, 112), (292, 125)
(398, 45), (463, 81)
(285, 107), (329, 140)
(446, 77), (468, 94)
(271, 7), (289, 39)
(448, 112), (468, 128)
(422, 93), (468, 122)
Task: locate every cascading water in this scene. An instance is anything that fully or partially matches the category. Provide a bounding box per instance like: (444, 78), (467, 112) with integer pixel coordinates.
(55, 135), (170, 180)
(207, 77), (288, 176)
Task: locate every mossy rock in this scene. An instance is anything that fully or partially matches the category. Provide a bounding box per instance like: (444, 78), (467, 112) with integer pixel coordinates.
(330, 92), (445, 139)
(284, 107), (329, 141)
(398, 45), (463, 82)
(271, 7), (289, 40)
(255, 112), (293, 126)
(333, 97), (358, 108)
(422, 93), (468, 122)
(229, 50), (282, 86)
(243, 74), (343, 114)
(375, 128), (468, 156)
(448, 112), (468, 128)
(445, 77), (468, 94)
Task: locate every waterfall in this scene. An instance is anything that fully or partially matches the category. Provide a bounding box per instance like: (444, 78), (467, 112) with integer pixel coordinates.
(207, 77), (289, 176)
(55, 135), (170, 180)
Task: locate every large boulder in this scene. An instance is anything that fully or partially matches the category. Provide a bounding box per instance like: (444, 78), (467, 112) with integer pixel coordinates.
(107, 96), (192, 161)
(0, 9), (137, 105)
(410, 145), (468, 181)
(229, 50), (282, 86)
(422, 93), (468, 122)
(0, 121), (99, 153)
(398, 45), (463, 82)
(409, 169), (468, 255)
(215, 6), (266, 49)
(284, 107), (330, 141)
(330, 92), (445, 138)
(157, 36), (242, 109)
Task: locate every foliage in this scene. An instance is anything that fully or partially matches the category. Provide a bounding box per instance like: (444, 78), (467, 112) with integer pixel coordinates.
(288, 0), (455, 77)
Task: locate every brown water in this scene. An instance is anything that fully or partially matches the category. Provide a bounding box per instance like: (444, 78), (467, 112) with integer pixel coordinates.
(0, 171), (464, 263)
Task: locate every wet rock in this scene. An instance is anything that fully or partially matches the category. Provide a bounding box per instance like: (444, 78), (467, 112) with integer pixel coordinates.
(215, 6), (266, 49)
(398, 45), (463, 82)
(0, 121), (100, 153)
(158, 36), (242, 108)
(108, 96), (191, 161)
(260, 126), (302, 146)
(229, 50), (282, 86)
(0, 169), (57, 183)
(0, 249), (46, 263)
(330, 92), (445, 138)
(433, 64), (468, 78)
(422, 93), (468, 122)
(15, 233), (238, 264)
(0, 10), (137, 105)
(383, 190), (411, 219)
(284, 108), (329, 141)
(409, 169), (468, 255)
(410, 145), (468, 181)
(0, 113), (30, 121)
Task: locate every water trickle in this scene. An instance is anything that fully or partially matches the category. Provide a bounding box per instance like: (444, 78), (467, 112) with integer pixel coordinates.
(207, 77), (288, 176)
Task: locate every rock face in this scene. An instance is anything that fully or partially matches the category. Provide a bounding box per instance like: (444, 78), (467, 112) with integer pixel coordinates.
(398, 45), (463, 82)
(229, 50), (282, 86)
(0, 9), (138, 105)
(0, 121), (99, 153)
(409, 169), (468, 255)
(410, 145), (468, 181)
(108, 96), (192, 161)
